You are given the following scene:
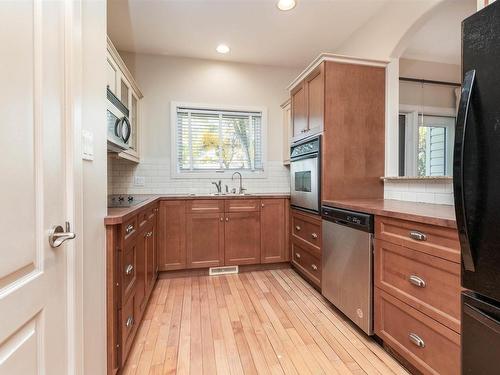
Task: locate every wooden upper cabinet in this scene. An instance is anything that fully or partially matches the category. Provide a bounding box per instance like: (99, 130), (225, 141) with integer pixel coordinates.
(158, 200), (186, 271)
(186, 212), (224, 268)
(305, 66), (324, 135)
(291, 63), (325, 141)
(261, 199), (288, 263)
(225, 211), (261, 265)
(291, 84), (307, 137)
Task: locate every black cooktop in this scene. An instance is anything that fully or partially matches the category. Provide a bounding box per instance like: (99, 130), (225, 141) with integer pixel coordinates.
(108, 195), (148, 208)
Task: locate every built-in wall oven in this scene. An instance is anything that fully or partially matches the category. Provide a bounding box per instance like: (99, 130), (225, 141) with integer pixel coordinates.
(107, 87), (131, 153)
(290, 135), (321, 213)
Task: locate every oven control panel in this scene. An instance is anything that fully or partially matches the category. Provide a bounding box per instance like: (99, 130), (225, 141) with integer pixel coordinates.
(291, 137), (320, 158)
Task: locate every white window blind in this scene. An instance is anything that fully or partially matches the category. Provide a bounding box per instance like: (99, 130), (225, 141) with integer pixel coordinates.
(176, 107), (263, 172)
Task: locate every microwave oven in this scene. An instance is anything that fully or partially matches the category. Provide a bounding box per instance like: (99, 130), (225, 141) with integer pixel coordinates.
(107, 88), (131, 153)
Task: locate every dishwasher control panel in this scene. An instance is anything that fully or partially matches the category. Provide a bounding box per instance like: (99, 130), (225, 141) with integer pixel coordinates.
(322, 206), (374, 233)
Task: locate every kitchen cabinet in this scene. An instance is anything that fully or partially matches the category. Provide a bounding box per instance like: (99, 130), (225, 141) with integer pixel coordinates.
(225, 211), (261, 265)
(290, 208), (322, 288)
(374, 215), (461, 375)
(186, 212), (225, 268)
(158, 200), (186, 270)
(105, 201), (159, 374)
(107, 36), (143, 163)
(261, 199), (289, 263)
(291, 64), (324, 141)
(281, 98), (292, 165)
(288, 55), (386, 201)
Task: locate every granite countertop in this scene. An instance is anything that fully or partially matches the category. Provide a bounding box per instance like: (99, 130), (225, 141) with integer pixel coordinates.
(105, 193), (291, 225)
(322, 198), (456, 229)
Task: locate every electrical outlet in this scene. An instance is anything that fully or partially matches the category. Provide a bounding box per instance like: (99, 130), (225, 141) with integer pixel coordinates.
(134, 176), (146, 186)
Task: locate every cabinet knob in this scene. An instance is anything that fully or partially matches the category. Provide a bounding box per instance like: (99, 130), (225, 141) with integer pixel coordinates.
(311, 233), (318, 239)
(408, 333), (425, 348)
(295, 225), (301, 231)
(220, 217), (223, 222)
(261, 203), (265, 207)
(311, 264), (318, 271)
(125, 224), (134, 234)
(125, 264), (134, 275)
(226, 217), (229, 222)
(408, 275), (426, 288)
(295, 252), (301, 259)
(409, 230), (427, 241)
(126, 316), (134, 329)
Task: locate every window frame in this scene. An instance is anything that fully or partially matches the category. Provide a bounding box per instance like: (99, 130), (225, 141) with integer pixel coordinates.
(170, 101), (268, 179)
(399, 104), (456, 177)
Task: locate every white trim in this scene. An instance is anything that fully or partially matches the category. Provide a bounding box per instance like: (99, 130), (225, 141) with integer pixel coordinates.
(286, 52), (389, 91)
(170, 101), (268, 179)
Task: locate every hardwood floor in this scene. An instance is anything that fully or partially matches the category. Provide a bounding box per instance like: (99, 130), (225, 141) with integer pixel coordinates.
(122, 268), (409, 375)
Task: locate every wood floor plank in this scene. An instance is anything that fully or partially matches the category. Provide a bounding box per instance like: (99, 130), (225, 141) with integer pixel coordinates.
(121, 269), (409, 375)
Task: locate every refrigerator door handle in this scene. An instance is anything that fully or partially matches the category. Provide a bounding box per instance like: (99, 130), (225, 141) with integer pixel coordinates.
(463, 302), (500, 335)
(453, 69), (476, 272)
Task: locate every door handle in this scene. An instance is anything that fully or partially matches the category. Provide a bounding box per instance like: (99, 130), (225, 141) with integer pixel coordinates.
(49, 222), (76, 248)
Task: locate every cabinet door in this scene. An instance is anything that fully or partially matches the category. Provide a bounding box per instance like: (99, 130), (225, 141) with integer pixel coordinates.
(225, 212), (261, 265)
(145, 220), (156, 295)
(291, 83), (307, 137)
(134, 227), (148, 316)
(261, 199), (287, 263)
(186, 213), (224, 268)
(305, 65), (324, 135)
(106, 55), (118, 95)
(158, 201), (186, 271)
(281, 99), (292, 165)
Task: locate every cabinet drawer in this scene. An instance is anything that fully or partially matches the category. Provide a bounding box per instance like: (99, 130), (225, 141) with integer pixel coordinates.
(375, 240), (461, 332)
(291, 240), (321, 287)
(187, 199), (224, 213)
(122, 216), (138, 245)
(120, 241), (137, 306)
(291, 210), (321, 252)
(375, 216), (460, 263)
(375, 288), (460, 375)
(119, 291), (138, 366)
(225, 199), (260, 212)
(138, 205), (156, 227)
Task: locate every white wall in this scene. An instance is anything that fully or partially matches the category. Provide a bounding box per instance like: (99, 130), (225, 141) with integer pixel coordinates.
(109, 53), (300, 195)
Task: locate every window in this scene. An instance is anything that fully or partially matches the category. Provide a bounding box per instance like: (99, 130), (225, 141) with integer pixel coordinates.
(173, 104), (265, 175)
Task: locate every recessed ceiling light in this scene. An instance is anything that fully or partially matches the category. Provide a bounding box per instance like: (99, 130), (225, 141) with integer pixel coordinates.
(216, 44), (230, 54)
(277, 0), (296, 11)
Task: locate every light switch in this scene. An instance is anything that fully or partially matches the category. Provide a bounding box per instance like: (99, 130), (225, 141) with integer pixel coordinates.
(134, 176), (146, 186)
(82, 129), (94, 161)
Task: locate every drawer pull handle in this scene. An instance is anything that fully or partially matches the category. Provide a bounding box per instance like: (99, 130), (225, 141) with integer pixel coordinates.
(311, 233), (318, 239)
(409, 333), (425, 348)
(409, 230), (427, 241)
(311, 264), (318, 271)
(295, 225), (301, 231)
(125, 264), (134, 275)
(145, 231), (153, 238)
(125, 224), (134, 234)
(295, 252), (301, 259)
(409, 275), (426, 288)
(126, 316), (134, 329)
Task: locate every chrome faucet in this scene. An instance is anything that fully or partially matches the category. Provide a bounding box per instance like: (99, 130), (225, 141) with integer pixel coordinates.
(211, 180), (222, 194)
(232, 172), (246, 194)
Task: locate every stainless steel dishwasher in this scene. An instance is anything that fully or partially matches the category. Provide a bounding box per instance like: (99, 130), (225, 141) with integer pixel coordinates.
(321, 206), (374, 335)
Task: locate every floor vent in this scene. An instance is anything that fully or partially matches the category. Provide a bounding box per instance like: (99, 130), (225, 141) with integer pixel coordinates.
(209, 266), (239, 276)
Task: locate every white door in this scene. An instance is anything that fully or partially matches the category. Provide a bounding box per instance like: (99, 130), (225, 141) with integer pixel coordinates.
(0, 1), (76, 373)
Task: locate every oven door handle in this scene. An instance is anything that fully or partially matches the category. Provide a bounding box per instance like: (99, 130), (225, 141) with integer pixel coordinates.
(290, 153), (319, 162)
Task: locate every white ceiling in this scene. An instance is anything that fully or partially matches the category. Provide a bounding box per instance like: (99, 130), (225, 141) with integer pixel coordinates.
(402, 0), (476, 65)
(107, 0), (391, 68)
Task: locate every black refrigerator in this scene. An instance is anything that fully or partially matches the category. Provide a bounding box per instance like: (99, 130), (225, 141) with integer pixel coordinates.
(454, 2), (500, 374)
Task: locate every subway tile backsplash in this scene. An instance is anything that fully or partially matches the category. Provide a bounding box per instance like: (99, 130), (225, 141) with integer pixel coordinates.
(108, 157), (291, 195)
(384, 179), (454, 205)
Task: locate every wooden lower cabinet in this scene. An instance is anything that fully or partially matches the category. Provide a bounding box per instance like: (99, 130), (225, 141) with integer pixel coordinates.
(225, 211), (261, 265)
(158, 200), (186, 270)
(261, 199), (289, 263)
(374, 215), (461, 375)
(186, 212), (224, 268)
